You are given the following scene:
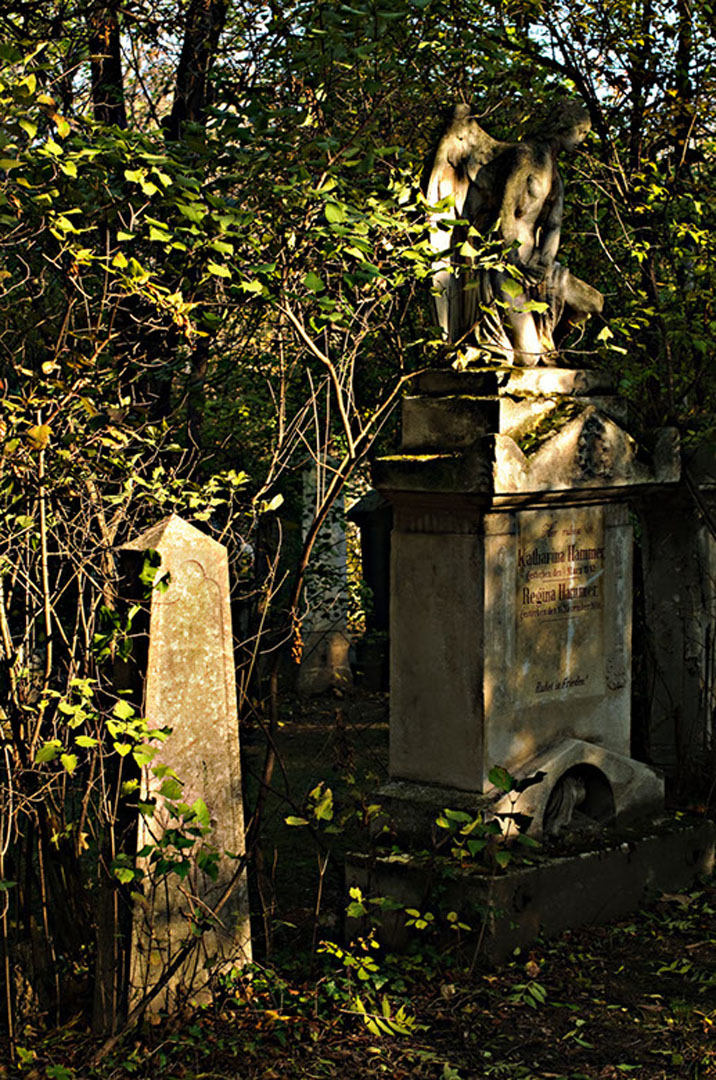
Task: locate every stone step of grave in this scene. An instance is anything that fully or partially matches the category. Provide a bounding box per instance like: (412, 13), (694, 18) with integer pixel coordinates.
(402, 393), (629, 450)
(412, 366), (616, 400)
(345, 816), (716, 963)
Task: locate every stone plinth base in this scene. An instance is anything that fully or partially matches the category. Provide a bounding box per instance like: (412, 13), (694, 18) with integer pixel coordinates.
(376, 738), (664, 843)
(346, 817), (715, 962)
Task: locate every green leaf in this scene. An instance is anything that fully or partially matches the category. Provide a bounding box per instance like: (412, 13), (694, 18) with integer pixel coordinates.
(284, 816), (309, 826)
(207, 261), (231, 278)
(325, 202), (346, 224)
(159, 777), (183, 800)
(113, 700), (135, 720)
(501, 276), (523, 299)
(260, 493), (284, 513)
(177, 202), (205, 223)
(304, 271), (325, 292)
(191, 798), (211, 830)
(35, 740), (61, 764)
(60, 753), (78, 774)
(54, 114), (70, 138)
(488, 765), (516, 792)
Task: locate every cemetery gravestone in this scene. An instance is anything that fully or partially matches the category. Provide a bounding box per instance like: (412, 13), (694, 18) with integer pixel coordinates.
(122, 515), (251, 1011)
(298, 465), (352, 693)
(375, 367), (668, 835)
(346, 99), (715, 958)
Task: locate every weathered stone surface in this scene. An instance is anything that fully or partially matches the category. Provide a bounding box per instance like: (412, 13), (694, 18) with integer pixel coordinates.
(380, 392), (678, 498)
(386, 497), (634, 794)
(346, 817), (715, 961)
(414, 366), (615, 400)
(401, 395), (498, 450)
(501, 367), (615, 397)
(492, 737), (664, 836)
(372, 447), (493, 495)
(493, 409), (680, 495)
(362, 361), (683, 956)
(482, 504), (633, 779)
(124, 515), (251, 1011)
(389, 505), (485, 790)
(637, 477), (716, 773)
(425, 103), (602, 365)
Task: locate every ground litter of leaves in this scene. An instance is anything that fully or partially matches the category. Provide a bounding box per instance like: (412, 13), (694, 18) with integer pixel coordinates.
(4, 693), (715, 1080)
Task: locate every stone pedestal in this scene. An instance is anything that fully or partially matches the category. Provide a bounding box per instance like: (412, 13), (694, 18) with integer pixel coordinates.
(373, 367), (679, 835)
(122, 515), (251, 1011)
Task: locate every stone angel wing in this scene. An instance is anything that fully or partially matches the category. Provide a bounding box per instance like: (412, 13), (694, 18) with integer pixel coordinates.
(425, 105), (509, 343)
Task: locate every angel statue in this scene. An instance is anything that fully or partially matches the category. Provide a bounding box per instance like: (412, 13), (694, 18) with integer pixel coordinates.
(425, 101), (604, 366)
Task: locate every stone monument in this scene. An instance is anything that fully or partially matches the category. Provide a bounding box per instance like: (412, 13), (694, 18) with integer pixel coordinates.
(345, 102), (715, 955)
(426, 101), (603, 365)
(374, 365), (675, 835)
(122, 515), (251, 1011)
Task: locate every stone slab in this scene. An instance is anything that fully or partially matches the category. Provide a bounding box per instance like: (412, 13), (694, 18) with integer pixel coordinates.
(376, 416), (680, 499)
(299, 467), (352, 693)
(401, 395), (498, 450)
(389, 516), (485, 789)
(483, 502), (632, 783)
(346, 817), (715, 962)
(413, 367), (616, 399)
(376, 735), (663, 844)
(491, 738), (664, 837)
(124, 515), (251, 1010)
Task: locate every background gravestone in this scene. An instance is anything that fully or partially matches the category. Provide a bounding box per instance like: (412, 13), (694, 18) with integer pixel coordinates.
(298, 466), (352, 694)
(123, 515), (251, 1012)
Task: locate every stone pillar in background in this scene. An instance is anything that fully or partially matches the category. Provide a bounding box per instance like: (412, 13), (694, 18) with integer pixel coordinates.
(347, 491), (392, 691)
(123, 515), (251, 1011)
(298, 466), (352, 694)
(638, 448), (716, 778)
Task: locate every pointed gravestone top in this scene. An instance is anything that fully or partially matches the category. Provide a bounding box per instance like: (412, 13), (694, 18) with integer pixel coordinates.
(123, 512), (226, 556)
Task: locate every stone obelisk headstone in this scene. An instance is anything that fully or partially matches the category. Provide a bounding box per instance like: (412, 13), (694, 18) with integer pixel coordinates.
(123, 515), (251, 1011)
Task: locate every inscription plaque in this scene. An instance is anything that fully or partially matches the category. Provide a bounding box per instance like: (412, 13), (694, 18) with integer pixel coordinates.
(516, 506), (605, 702)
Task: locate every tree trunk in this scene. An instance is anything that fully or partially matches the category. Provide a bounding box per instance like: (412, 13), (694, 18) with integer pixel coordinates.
(87, 3), (127, 128)
(166, 0), (230, 140)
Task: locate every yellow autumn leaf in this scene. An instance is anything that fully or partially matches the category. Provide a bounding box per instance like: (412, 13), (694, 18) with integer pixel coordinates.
(27, 424), (51, 449)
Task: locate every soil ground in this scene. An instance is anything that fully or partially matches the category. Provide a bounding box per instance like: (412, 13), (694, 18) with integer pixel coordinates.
(3, 690), (715, 1079)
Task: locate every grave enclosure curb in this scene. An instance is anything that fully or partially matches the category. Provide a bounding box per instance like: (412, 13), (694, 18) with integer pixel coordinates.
(346, 817), (716, 962)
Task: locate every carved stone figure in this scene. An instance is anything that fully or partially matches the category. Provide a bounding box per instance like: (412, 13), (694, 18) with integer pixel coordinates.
(425, 101), (603, 366)
(543, 773), (587, 836)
